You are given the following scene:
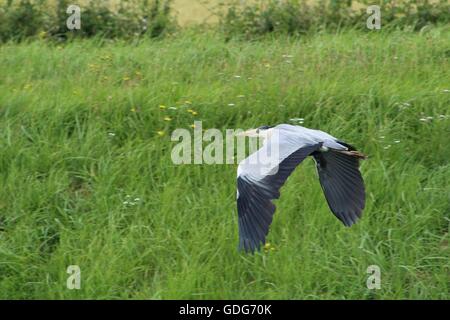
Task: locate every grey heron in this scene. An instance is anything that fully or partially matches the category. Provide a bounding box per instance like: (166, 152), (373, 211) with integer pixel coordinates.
(236, 124), (367, 253)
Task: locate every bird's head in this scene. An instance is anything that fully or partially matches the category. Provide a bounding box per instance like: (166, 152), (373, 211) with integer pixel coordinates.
(236, 125), (274, 139)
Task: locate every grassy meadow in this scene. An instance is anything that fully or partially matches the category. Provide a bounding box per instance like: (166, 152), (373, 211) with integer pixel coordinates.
(0, 26), (449, 299)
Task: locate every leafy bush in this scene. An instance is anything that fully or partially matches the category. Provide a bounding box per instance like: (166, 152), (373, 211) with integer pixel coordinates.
(217, 0), (450, 39)
(0, 0), (48, 41)
(363, 0), (450, 30)
(0, 0), (175, 42)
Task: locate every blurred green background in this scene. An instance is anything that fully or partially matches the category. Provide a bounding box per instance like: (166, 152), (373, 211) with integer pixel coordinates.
(0, 0), (449, 299)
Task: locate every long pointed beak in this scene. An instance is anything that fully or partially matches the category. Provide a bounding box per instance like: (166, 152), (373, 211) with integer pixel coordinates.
(235, 128), (259, 137)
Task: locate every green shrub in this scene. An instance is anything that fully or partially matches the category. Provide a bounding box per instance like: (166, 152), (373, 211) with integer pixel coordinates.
(371, 0), (450, 30)
(0, 0), (48, 41)
(217, 0), (450, 39)
(0, 0), (175, 42)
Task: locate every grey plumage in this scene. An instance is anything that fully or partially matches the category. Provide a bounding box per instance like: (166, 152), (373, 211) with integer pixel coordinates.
(236, 124), (366, 253)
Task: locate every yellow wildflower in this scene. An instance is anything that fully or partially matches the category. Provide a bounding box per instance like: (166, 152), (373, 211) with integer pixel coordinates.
(164, 116), (172, 121)
(263, 242), (275, 253)
(157, 131), (165, 136)
(159, 105), (167, 110)
(190, 124), (196, 129)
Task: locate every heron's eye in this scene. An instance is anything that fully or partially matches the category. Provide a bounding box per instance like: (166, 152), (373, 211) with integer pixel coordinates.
(256, 129), (260, 133)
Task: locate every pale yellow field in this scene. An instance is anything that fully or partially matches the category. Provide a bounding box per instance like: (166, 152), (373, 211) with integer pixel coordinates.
(169, 0), (369, 25)
(172, 0), (219, 25)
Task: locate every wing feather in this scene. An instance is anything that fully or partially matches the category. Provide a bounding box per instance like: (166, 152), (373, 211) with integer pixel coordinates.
(237, 142), (321, 252)
(313, 149), (365, 226)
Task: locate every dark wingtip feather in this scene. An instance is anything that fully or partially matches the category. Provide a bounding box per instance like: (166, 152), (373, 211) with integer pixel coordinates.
(313, 149), (366, 226)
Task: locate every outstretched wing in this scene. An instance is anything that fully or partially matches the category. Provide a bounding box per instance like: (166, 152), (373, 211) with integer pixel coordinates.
(312, 149), (366, 227)
(237, 138), (321, 253)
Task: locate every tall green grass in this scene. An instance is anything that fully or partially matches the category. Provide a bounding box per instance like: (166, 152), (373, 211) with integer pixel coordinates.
(0, 27), (449, 299)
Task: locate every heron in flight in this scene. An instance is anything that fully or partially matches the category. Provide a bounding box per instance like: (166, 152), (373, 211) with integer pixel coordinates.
(236, 124), (366, 252)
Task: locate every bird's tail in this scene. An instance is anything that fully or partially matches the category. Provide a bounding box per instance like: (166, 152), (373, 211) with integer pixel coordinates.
(335, 140), (368, 160)
(336, 150), (368, 160)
